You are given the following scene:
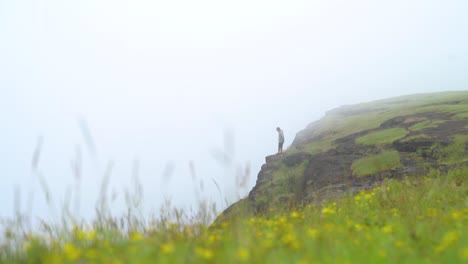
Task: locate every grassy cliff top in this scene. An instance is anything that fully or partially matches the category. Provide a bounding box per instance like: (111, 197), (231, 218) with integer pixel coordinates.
(290, 91), (468, 155)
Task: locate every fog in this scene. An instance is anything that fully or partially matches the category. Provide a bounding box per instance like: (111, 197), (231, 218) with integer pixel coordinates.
(1, 0), (467, 221)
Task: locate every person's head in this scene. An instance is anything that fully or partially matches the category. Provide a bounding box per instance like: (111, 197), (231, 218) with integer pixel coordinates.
(276, 127), (281, 132)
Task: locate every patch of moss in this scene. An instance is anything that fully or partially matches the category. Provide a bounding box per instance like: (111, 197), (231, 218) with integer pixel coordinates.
(409, 120), (446, 131)
(260, 160), (309, 199)
(356, 128), (408, 146)
(417, 103), (468, 116)
(302, 140), (334, 155)
(438, 135), (468, 165)
(351, 150), (401, 177)
(403, 117), (427, 124)
(453, 112), (468, 120)
(399, 134), (431, 142)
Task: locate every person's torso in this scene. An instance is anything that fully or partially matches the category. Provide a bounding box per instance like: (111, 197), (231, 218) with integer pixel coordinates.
(279, 130), (284, 142)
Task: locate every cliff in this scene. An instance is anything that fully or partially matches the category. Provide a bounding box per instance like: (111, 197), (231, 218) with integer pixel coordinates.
(217, 91), (468, 221)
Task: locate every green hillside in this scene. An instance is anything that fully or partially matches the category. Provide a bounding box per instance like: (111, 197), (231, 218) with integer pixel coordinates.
(231, 91), (468, 215)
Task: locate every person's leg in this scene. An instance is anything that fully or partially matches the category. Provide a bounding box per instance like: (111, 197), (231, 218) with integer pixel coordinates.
(278, 143), (281, 154)
(279, 142), (284, 155)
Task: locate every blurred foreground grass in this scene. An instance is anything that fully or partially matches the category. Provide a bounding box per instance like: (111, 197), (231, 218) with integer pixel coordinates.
(1, 169), (467, 264)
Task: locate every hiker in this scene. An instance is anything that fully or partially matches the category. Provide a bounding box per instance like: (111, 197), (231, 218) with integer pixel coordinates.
(276, 127), (285, 155)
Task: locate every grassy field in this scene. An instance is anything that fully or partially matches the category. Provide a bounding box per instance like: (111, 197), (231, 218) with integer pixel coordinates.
(355, 128), (408, 146)
(351, 150), (402, 177)
(1, 169), (466, 263)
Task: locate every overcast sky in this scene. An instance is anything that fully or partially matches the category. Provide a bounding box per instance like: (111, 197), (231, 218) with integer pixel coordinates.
(1, 0), (467, 222)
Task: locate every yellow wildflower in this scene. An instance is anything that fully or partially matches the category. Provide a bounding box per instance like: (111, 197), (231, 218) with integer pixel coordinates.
(355, 224), (364, 231)
(130, 232), (144, 241)
(161, 242), (175, 254)
(183, 226), (193, 237)
(459, 247), (468, 260)
(22, 241), (31, 251)
(308, 228), (318, 238)
(451, 211), (462, 220)
(382, 225), (392, 234)
(237, 248), (250, 261)
(322, 207), (335, 215)
(282, 233), (300, 249)
(75, 230), (86, 240)
(291, 211), (300, 219)
(279, 216), (287, 224)
(210, 233), (222, 244)
(195, 247), (214, 260)
(87, 230), (97, 240)
(355, 195), (361, 202)
(435, 231), (460, 253)
(64, 243), (80, 261)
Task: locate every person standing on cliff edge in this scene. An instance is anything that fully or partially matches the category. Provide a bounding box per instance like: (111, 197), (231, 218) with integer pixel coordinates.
(276, 127), (285, 155)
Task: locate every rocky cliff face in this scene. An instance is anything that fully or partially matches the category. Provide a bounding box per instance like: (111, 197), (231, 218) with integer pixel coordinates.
(218, 91), (468, 220)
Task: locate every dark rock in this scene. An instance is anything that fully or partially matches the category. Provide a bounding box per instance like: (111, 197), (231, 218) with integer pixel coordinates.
(392, 138), (435, 153)
(265, 154), (280, 163)
(380, 116), (406, 128)
(283, 152), (312, 167)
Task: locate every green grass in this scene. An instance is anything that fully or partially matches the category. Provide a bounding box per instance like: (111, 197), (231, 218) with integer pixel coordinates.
(356, 128), (408, 146)
(399, 134), (431, 142)
(301, 140), (334, 155)
(285, 140), (333, 156)
(247, 160), (309, 209)
(454, 112), (468, 120)
(2, 169), (466, 263)
(409, 120), (446, 131)
(417, 104), (468, 116)
(351, 150), (402, 177)
(438, 135), (468, 165)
